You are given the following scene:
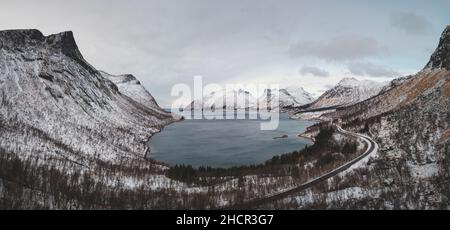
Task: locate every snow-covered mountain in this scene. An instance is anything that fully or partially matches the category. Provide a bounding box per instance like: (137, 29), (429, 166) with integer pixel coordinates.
(186, 88), (257, 110)
(100, 71), (166, 112)
(307, 77), (387, 109)
(258, 86), (315, 110)
(185, 86), (314, 110)
(298, 26), (450, 209)
(0, 29), (176, 183)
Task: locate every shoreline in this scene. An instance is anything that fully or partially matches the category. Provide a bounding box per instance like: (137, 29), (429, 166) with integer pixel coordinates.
(298, 133), (316, 143)
(287, 109), (326, 144)
(144, 115), (185, 160)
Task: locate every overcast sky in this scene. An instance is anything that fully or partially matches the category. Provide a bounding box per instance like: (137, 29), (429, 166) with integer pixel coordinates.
(1, 0), (450, 106)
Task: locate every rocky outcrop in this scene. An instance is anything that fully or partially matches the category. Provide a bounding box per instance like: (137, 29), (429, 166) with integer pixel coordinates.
(426, 26), (450, 70)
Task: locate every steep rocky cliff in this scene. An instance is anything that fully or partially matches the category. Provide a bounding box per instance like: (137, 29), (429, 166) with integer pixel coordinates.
(0, 30), (180, 208)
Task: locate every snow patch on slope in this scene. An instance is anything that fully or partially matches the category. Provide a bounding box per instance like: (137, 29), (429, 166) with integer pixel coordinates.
(185, 86), (315, 110)
(308, 77), (387, 109)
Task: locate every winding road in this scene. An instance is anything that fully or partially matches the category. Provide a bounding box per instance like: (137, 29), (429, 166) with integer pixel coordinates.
(227, 125), (378, 209)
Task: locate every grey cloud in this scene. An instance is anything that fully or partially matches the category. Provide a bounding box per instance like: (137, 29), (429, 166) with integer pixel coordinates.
(300, 66), (329, 77)
(390, 12), (432, 35)
(290, 35), (385, 61)
(324, 84), (335, 90)
(347, 62), (399, 78)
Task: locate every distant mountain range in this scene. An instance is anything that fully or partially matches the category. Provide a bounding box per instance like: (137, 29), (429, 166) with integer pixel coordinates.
(185, 86), (315, 111)
(186, 88), (257, 110)
(184, 77), (387, 114)
(259, 86), (316, 110)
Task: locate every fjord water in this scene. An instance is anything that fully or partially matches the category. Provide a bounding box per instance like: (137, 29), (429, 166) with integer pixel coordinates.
(148, 112), (315, 168)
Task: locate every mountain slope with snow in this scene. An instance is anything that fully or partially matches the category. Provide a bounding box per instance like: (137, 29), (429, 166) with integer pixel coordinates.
(185, 86), (314, 110)
(0, 29), (177, 194)
(291, 26), (450, 209)
(186, 88), (257, 110)
(308, 77), (387, 109)
(258, 87), (315, 110)
(100, 71), (169, 116)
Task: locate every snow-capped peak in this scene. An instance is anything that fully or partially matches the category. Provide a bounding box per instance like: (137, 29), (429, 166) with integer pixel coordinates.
(337, 77), (360, 87)
(307, 77), (387, 109)
(257, 86), (315, 110)
(185, 86), (315, 110)
(186, 88), (257, 110)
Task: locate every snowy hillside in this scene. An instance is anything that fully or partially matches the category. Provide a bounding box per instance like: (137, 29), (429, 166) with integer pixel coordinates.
(0, 29), (177, 193)
(258, 87), (315, 110)
(291, 78), (387, 120)
(287, 26), (450, 209)
(186, 88), (257, 110)
(308, 77), (387, 109)
(100, 71), (169, 117)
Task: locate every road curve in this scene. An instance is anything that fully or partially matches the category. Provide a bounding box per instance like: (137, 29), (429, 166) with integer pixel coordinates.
(226, 125), (378, 210)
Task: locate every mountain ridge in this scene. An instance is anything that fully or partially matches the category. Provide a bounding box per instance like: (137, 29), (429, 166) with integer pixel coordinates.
(0, 28), (175, 169)
(0, 29), (97, 74)
(185, 86), (315, 111)
(425, 25), (450, 70)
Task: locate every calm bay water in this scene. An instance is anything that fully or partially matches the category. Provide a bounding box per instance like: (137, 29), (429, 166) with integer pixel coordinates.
(148, 112), (315, 168)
